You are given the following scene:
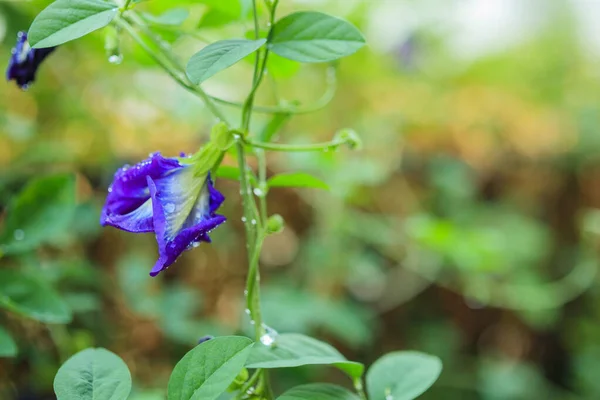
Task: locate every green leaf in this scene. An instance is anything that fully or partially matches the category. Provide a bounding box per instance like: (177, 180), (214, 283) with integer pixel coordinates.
(366, 351), (442, 400)
(215, 166), (241, 181)
(0, 325), (17, 357)
(29, 0), (119, 48)
(186, 39), (266, 84)
(167, 336), (253, 400)
(142, 8), (189, 26)
(0, 269), (72, 323)
(277, 384), (360, 400)
(268, 172), (329, 190)
(269, 12), (365, 63)
(54, 348), (132, 400)
(245, 333), (364, 379)
(0, 174), (75, 255)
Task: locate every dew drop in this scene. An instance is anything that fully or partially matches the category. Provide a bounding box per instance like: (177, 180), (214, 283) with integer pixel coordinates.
(253, 188), (264, 197)
(250, 320), (255, 325)
(260, 333), (276, 347)
(192, 242), (200, 248)
(259, 325), (278, 347)
(241, 216), (247, 222)
(108, 54), (123, 65)
(385, 395), (393, 400)
(244, 308), (251, 314)
(165, 203), (176, 213)
(13, 229), (24, 241)
(244, 290), (249, 296)
(251, 219), (257, 225)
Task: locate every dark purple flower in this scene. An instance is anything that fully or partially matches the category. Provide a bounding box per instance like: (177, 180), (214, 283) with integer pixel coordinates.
(198, 335), (214, 344)
(101, 152), (226, 276)
(6, 31), (56, 89)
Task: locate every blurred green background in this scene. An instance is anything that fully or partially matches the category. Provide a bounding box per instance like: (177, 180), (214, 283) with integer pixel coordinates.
(2, 0), (600, 399)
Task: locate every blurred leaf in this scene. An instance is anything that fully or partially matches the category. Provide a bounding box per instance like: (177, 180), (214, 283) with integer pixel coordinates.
(478, 359), (549, 400)
(63, 292), (101, 314)
(366, 351), (442, 400)
(277, 384), (360, 400)
(215, 165), (241, 181)
(186, 39), (266, 84)
(262, 286), (373, 348)
(0, 269), (72, 324)
(269, 12), (365, 63)
(167, 336), (253, 400)
(266, 53), (301, 79)
(268, 172), (329, 190)
(142, 8), (189, 26)
(245, 333), (364, 379)
(53, 348), (132, 400)
(118, 254), (161, 318)
(0, 325), (17, 357)
(0, 174), (75, 255)
(29, 0), (119, 48)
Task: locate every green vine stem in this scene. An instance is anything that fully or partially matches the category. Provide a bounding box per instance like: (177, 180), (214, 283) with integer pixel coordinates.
(244, 137), (344, 152)
(116, 16), (229, 124)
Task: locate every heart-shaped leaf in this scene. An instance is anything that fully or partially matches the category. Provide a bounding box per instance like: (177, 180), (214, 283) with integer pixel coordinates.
(269, 12), (365, 63)
(186, 39), (266, 84)
(168, 336), (253, 400)
(54, 348), (132, 400)
(29, 0), (119, 48)
(366, 351), (442, 400)
(245, 333), (363, 379)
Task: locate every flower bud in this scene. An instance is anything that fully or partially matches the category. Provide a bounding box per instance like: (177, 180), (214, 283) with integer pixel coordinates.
(266, 214), (284, 234)
(227, 367), (249, 392)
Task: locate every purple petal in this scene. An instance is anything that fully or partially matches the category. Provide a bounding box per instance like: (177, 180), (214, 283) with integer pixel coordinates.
(6, 31), (56, 89)
(101, 152), (183, 233)
(148, 175), (226, 276)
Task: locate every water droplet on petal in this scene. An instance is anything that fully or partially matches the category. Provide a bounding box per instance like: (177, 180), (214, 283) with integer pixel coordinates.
(165, 203), (176, 213)
(13, 229), (24, 241)
(192, 242), (200, 248)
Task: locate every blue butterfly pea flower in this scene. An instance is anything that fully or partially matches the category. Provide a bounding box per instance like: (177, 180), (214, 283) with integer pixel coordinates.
(6, 31), (56, 89)
(101, 152), (226, 276)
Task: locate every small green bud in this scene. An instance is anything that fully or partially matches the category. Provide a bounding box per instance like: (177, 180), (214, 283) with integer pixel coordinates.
(334, 128), (363, 150)
(266, 214), (285, 234)
(227, 367), (249, 392)
(211, 122), (234, 151)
